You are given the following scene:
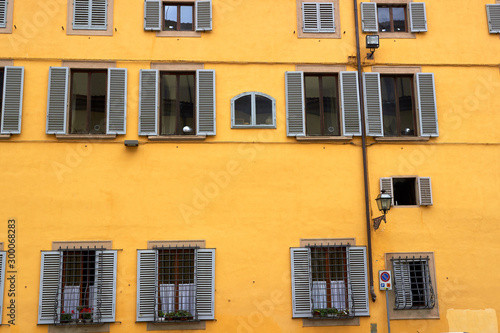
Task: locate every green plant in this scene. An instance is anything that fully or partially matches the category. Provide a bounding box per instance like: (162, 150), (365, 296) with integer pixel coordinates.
(60, 311), (72, 321)
(174, 310), (192, 318)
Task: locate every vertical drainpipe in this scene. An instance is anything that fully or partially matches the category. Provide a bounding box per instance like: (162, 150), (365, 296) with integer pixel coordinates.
(353, 0), (377, 302)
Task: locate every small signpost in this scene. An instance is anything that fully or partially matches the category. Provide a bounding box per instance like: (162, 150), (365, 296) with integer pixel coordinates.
(379, 270), (392, 333)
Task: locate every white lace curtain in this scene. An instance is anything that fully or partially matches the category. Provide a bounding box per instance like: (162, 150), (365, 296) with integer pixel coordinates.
(159, 283), (196, 315)
(312, 280), (347, 310)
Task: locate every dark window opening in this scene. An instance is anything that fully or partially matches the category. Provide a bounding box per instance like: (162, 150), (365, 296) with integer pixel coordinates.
(409, 261), (427, 307)
(393, 177), (417, 206)
(305, 74), (340, 136)
(381, 75), (416, 137)
(233, 92), (274, 127)
(160, 72), (195, 136)
(163, 4), (194, 31)
(378, 6), (407, 33)
(392, 257), (435, 310)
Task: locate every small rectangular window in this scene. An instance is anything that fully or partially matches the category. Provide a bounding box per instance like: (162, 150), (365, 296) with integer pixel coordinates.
(377, 6), (407, 33)
(163, 3), (194, 31)
(160, 72), (195, 135)
(381, 75), (416, 137)
(392, 257), (435, 310)
(305, 74), (340, 136)
(392, 177), (417, 206)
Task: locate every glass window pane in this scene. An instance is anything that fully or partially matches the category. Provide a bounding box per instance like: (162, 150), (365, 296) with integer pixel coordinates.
(321, 76), (339, 136)
(160, 74), (177, 135)
(381, 77), (397, 136)
(255, 95), (273, 125)
(393, 7), (406, 32)
(397, 76), (415, 136)
(71, 72), (89, 134)
(164, 5), (178, 31)
(305, 76), (321, 135)
(90, 72), (106, 134)
(180, 6), (193, 31)
(378, 7), (390, 32)
(234, 95), (251, 125)
(178, 74), (195, 135)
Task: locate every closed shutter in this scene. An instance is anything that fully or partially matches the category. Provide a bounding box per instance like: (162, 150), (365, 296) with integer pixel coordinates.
(0, 252), (5, 324)
(393, 260), (412, 309)
(107, 68), (127, 135)
(137, 250), (156, 322)
(340, 71), (361, 136)
(409, 3), (427, 32)
(38, 251), (62, 324)
(90, 0), (107, 30)
(285, 72), (305, 137)
(290, 247), (311, 318)
(486, 4), (500, 33)
(73, 0), (90, 29)
(144, 0), (162, 31)
(138, 69), (158, 136)
(1, 66), (24, 134)
(195, 0), (212, 31)
(46, 67), (69, 134)
(418, 177), (433, 206)
(362, 72), (383, 137)
(319, 3), (335, 32)
(380, 177), (394, 206)
(416, 73), (438, 137)
(95, 250), (116, 323)
(361, 3), (378, 32)
(348, 247), (369, 316)
(302, 3), (318, 32)
(197, 69), (216, 136)
(0, 0), (6, 28)
(196, 249), (215, 320)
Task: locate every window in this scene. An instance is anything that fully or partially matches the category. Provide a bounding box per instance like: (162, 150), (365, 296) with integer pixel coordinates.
(361, 2), (427, 34)
(0, 66), (24, 135)
(381, 75), (415, 137)
(139, 68), (216, 137)
(67, 0), (114, 36)
(297, 0), (340, 38)
(486, 4), (500, 33)
(377, 5), (407, 32)
(46, 66), (127, 136)
(291, 240), (369, 320)
(231, 92), (276, 128)
(0, 251), (5, 324)
(305, 74), (340, 136)
(137, 243), (215, 323)
(0, 0), (13, 34)
(164, 4), (194, 31)
(38, 244), (117, 325)
(380, 176), (433, 206)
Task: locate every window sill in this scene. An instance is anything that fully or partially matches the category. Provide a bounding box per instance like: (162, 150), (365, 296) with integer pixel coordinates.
(375, 137), (430, 142)
(48, 322), (110, 333)
(55, 134), (117, 140)
(232, 125), (276, 129)
(296, 136), (353, 142)
(147, 321), (206, 330)
(0, 134), (12, 140)
(156, 31), (201, 38)
(303, 317), (360, 327)
(378, 32), (416, 39)
(148, 135), (207, 141)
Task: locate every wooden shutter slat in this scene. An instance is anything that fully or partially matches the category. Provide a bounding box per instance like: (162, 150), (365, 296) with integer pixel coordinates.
(291, 247), (311, 318)
(90, 0), (107, 29)
(73, 0), (90, 29)
(2, 66), (24, 134)
(46, 67), (69, 134)
(380, 177), (394, 206)
(95, 250), (116, 322)
(197, 69), (216, 136)
(144, 0), (162, 31)
(361, 3), (378, 32)
(362, 72), (383, 137)
(0, 0), (6, 28)
(38, 251), (62, 324)
(393, 260), (412, 309)
(319, 3), (335, 32)
(195, 0), (212, 31)
(486, 4), (500, 33)
(416, 73), (438, 137)
(409, 3), (427, 32)
(418, 177), (433, 206)
(196, 249), (215, 320)
(302, 3), (318, 32)
(340, 71), (361, 136)
(107, 68), (127, 135)
(348, 247), (369, 316)
(285, 71), (305, 136)
(139, 69), (158, 136)
(137, 250), (156, 322)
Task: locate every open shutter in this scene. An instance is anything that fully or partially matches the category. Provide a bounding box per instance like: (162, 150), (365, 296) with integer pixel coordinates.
(302, 3), (318, 32)
(195, 0), (212, 31)
(361, 3), (378, 32)
(196, 249), (215, 320)
(0, 0), (6, 28)
(285, 71), (305, 137)
(290, 248), (311, 318)
(46, 67), (69, 134)
(348, 247), (369, 316)
(416, 73), (438, 137)
(486, 5), (500, 33)
(91, 0), (108, 30)
(393, 260), (412, 309)
(1, 66), (24, 134)
(418, 177), (433, 206)
(340, 71), (361, 136)
(319, 3), (335, 32)
(363, 72), (383, 137)
(409, 3), (427, 32)
(73, 0), (90, 29)
(0, 252), (5, 324)
(137, 250), (156, 322)
(197, 69), (216, 136)
(95, 250), (116, 323)
(139, 69), (158, 136)
(380, 177), (394, 206)
(38, 251), (62, 324)
(144, 0), (162, 31)
(107, 68), (127, 135)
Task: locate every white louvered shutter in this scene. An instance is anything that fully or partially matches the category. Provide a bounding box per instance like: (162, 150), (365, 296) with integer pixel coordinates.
(144, 0), (162, 31)
(418, 177), (433, 206)
(46, 67), (69, 134)
(196, 249), (215, 320)
(95, 250), (117, 322)
(319, 3), (335, 32)
(340, 71), (361, 136)
(393, 260), (412, 309)
(409, 3), (427, 32)
(348, 247), (369, 316)
(0, 0), (6, 28)
(362, 72), (383, 137)
(90, 0), (108, 30)
(196, 0), (212, 31)
(290, 248), (311, 318)
(38, 251), (62, 324)
(302, 3), (318, 32)
(197, 69), (216, 136)
(139, 69), (158, 136)
(107, 68), (127, 135)
(380, 177), (394, 206)
(486, 5), (500, 33)
(416, 73), (438, 137)
(1, 67), (24, 134)
(285, 72), (305, 137)
(137, 250), (156, 322)
(73, 0), (90, 29)
(361, 3), (378, 32)
(0, 252), (5, 324)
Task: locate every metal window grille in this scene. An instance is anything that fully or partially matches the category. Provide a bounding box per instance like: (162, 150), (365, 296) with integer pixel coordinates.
(308, 245), (354, 318)
(154, 247), (197, 322)
(392, 256), (435, 310)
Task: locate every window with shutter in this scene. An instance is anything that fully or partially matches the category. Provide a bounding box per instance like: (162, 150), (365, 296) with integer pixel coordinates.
(380, 176), (433, 207)
(297, 0), (340, 38)
(67, 0), (113, 36)
(487, 4), (500, 33)
(0, 0), (13, 33)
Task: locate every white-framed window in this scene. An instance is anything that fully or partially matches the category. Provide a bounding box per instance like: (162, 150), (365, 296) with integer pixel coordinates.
(144, 0), (212, 32)
(1, 66), (24, 135)
(380, 176), (433, 206)
(72, 0), (108, 30)
(231, 92), (276, 128)
(297, 0), (340, 38)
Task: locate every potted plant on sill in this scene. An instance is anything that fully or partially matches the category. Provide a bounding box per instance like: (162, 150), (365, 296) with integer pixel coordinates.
(165, 312), (176, 321)
(174, 310), (193, 321)
(77, 307), (93, 323)
(60, 311), (73, 323)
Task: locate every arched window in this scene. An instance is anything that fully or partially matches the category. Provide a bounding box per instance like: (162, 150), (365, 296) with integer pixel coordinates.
(231, 92), (276, 128)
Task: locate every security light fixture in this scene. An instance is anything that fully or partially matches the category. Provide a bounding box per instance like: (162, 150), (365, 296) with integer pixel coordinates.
(373, 189), (392, 230)
(124, 140), (139, 147)
(366, 35), (380, 60)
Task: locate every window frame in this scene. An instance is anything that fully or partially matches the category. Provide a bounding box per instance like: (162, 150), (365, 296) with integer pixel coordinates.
(0, 0), (13, 34)
(380, 176), (433, 207)
(162, 3), (195, 32)
(230, 91), (276, 129)
(0, 64), (24, 136)
(297, 0), (341, 39)
(66, 0), (114, 36)
(377, 5), (408, 33)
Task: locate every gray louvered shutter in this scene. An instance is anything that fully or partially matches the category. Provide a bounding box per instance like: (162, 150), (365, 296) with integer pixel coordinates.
(0, 0), (6, 28)
(95, 250), (116, 323)
(1, 67), (24, 134)
(46, 67), (69, 134)
(340, 71), (361, 136)
(416, 73), (438, 137)
(362, 72), (383, 137)
(486, 5), (500, 33)
(74, 0), (90, 29)
(196, 249), (215, 320)
(91, 0), (107, 30)
(418, 177), (433, 206)
(285, 72), (305, 137)
(348, 247), (369, 316)
(302, 3), (318, 32)
(197, 69), (216, 136)
(137, 250), (156, 322)
(319, 3), (335, 32)
(290, 248), (311, 318)
(107, 68), (127, 135)
(380, 177), (394, 206)
(144, 0), (161, 31)
(139, 69), (158, 136)
(0, 252), (5, 324)
(409, 3), (427, 32)
(393, 260), (412, 309)
(196, 0), (212, 31)
(361, 3), (378, 32)
(38, 251), (62, 324)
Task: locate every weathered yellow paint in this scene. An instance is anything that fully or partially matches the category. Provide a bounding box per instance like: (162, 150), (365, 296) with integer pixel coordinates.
(447, 309), (499, 333)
